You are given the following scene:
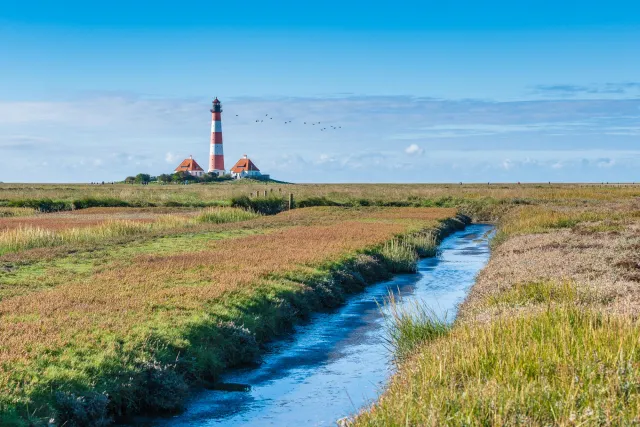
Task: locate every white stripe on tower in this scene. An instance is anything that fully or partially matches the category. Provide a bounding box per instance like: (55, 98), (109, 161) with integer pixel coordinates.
(208, 98), (225, 174)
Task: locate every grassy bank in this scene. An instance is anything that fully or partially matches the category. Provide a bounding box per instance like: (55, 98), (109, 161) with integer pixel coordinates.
(355, 197), (640, 426)
(0, 207), (463, 426)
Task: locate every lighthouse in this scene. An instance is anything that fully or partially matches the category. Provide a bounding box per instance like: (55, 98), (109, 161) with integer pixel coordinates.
(208, 98), (225, 174)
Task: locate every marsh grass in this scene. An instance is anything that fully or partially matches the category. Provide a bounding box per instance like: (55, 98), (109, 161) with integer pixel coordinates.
(0, 208), (259, 255)
(487, 280), (579, 307)
(501, 206), (597, 235)
(403, 231), (438, 257)
(195, 207), (260, 224)
(357, 201), (640, 426)
(0, 207), (36, 218)
(382, 292), (449, 363)
(378, 239), (418, 273)
(357, 308), (640, 426)
(0, 207), (457, 425)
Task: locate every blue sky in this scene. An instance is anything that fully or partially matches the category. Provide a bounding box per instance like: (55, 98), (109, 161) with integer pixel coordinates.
(1, 0), (639, 183)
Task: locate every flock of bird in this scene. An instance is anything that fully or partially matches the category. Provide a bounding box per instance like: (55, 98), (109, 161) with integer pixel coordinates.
(233, 112), (343, 132)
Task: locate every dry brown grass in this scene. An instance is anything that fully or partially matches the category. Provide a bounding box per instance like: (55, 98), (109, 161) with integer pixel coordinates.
(461, 204), (640, 321)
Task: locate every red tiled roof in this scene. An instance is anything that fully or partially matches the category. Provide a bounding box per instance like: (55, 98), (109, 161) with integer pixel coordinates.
(230, 156), (260, 173)
(174, 157), (204, 172)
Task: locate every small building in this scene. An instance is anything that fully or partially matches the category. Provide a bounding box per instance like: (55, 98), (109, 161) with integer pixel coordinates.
(174, 156), (205, 177)
(230, 155), (263, 179)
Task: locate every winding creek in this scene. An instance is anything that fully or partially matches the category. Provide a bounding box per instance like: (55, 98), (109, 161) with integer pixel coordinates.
(151, 224), (494, 426)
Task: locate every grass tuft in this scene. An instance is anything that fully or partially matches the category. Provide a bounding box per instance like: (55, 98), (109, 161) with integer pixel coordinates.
(404, 231), (438, 257)
(378, 239), (418, 273)
(383, 292), (449, 362)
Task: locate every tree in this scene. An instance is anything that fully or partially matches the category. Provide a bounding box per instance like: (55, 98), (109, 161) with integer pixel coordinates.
(171, 172), (196, 183)
(124, 176), (136, 184)
(134, 173), (151, 184)
(157, 174), (172, 184)
(199, 172), (220, 183)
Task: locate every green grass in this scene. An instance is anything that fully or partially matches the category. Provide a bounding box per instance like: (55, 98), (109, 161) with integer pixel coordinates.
(195, 207), (260, 223)
(378, 239), (418, 273)
(0, 208), (258, 256)
(403, 231), (438, 257)
(486, 280), (580, 307)
(357, 308), (640, 426)
(382, 292), (449, 363)
(0, 228), (268, 300)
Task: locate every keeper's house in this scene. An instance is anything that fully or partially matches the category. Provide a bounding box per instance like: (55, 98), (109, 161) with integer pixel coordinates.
(230, 155), (268, 179)
(174, 156), (205, 177)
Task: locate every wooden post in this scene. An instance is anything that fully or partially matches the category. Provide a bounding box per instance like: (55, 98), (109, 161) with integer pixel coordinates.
(289, 193), (294, 210)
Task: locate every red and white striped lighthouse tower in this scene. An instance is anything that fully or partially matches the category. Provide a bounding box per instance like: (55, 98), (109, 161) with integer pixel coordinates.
(208, 98), (225, 174)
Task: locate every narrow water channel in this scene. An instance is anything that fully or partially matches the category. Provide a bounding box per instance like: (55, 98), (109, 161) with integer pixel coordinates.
(154, 224), (494, 427)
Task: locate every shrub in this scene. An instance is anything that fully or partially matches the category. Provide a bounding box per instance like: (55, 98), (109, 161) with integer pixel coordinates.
(230, 195), (286, 215)
(7, 198), (70, 212)
(54, 392), (112, 427)
(296, 196), (342, 208)
(71, 197), (132, 210)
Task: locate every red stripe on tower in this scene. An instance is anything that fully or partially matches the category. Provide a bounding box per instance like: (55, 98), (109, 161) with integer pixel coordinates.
(208, 98), (225, 174)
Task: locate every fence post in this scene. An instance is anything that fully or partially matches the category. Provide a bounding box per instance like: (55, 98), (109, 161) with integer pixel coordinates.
(289, 193), (294, 210)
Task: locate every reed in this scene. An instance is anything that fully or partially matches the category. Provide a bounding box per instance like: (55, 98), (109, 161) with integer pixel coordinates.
(404, 231), (438, 257)
(378, 238), (418, 273)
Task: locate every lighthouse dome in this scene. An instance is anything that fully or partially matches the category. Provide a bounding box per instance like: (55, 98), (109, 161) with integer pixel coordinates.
(213, 98), (220, 104)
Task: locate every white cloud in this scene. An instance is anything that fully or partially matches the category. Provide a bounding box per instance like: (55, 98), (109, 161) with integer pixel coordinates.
(502, 159), (513, 170)
(596, 158), (615, 168)
(405, 144), (424, 155)
(165, 152), (179, 163)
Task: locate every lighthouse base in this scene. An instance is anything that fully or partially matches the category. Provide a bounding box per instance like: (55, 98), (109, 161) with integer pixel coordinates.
(208, 169), (226, 176)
